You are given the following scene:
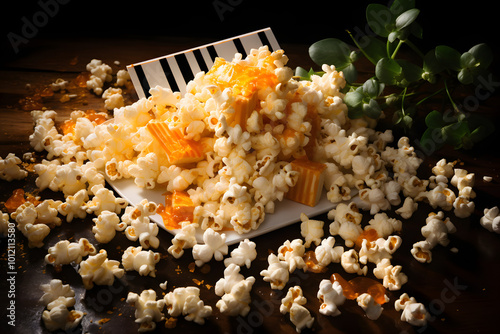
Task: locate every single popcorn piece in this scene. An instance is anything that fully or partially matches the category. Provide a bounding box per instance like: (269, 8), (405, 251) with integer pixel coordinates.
(223, 238), (257, 268)
(451, 168), (475, 194)
(167, 222), (198, 259)
(300, 213), (324, 248)
(92, 210), (127, 243)
(358, 235), (402, 265)
(328, 202), (363, 247)
(356, 292), (387, 320)
(341, 249), (367, 276)
(163, 286), (212, 324)
(215, 263), (256, 316)
(373, 258), (408, 291)
(395, 197), (418, 219)
(411, 240), (433, 263)
(0, 153), (28, 181)
(39, 279), (84, 332)
(280, 286), (314, 333)
(102, 87), (124, 110)
(421, 211), (456, 248)
(50, 78), (69, 91)
(0, 210), (10, 236)
(116, 69), (131, 86)
(57, 189), (88, 222)
(12, 202), (51, 248)
(122, 246), (160, 277)
(35, 199), (63, 227)
(314, 236), (344, 267)
(86, 59), (112, 95)
(364, 212), (402, 238)
(432, 158), (455, 178)
(395, 293), (429, 326)
(453, 195), (475, 218)
(78, 249), (124, 289)
(126, 289), (165, 332)
(278, 239), (306, 273)
(260, 253), (290, 290)
(480, 206), (500, 233)
(317, 279), (345, 316)
(192, 228), (228, 266)
(86, 185), (128, 216)
(124, 215), (160, 249)
(45, 238), (97, 268)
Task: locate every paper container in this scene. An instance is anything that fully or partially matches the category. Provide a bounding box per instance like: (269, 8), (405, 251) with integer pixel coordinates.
(126, 27), (281, 99)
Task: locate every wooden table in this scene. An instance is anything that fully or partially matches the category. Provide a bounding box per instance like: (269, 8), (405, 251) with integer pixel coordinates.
(1, 35), (500, 334)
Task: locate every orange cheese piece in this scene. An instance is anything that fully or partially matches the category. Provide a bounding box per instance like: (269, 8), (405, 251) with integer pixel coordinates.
(158, 191), (195, 230)
(285, 158), (327, 207)
(227, 93), (258, 131)
(146, 121), (206, 165)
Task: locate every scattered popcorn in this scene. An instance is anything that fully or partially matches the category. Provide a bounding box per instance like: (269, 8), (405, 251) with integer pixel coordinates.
(278, 239), (306, 272)
(223, 238), (257, 268)
(453, 195), (475, 218)
(11, 202), (51, 248)
(215, 263), (256, 316)
(102, 87), (125, 110)
(39, 279), (84, 332)
(317, 279), (345, 316)
(86, 59), (112, 95)
(300, 213), (324, 248)
(163, 286), (212, 324)
(432, 158), (455, 178)
(45, 238), (97, 268)
(483, 175), (493, 182)
(92, 210), (127, 243)
(328, 202), (363, 247)
(126, 289), (165, 332)
(280, 286), (314, 333)
(167, 222), (198, 258)
(124, 214), (160, 249)
(159, 281), (168, 290)
(358, 235), (402, 265)
(260, 253), (290, 290)
(0, 153), (28, 181)
(78, 249), (124, 289)
(356, 292), (387, 320)
(410, 240), (433, 263)
(122, 246), (160, 277)
(50, 78), (69, 91)
(86, 185), (128, 216)
(395, 197), (418, 219)
(314, 236), (344, 267)
(364, 212), (402, 238)
(395, 293), (429, 326)
(0, 210), (10, 236)
(421, 211), (456, 248)
(451, 168), (475, 196)
(480, 206), (500, 233)
(116, 69), (131, 86)
(373, 258), (408, 291)
(192, 228), (228, 266)
(57, 189), (88, 222)
(341, 249), (367, 275)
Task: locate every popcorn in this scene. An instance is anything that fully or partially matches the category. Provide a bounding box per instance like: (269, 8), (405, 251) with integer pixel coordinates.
(36, 199), (62, 227)
(34, 159), (60, 191)
(86, 185), (128, 216)
(92, 210), (126, 243)
(215, 263), (256, 316)
(223, 238), (257, 268)
(395, 197), (418, 219)
(340, 249), (367, 275)
(278, 239), (306, 272)
(50, 78), (68, 91)
(57, 189), (88, 222)
(364, 212), (402, 238)
(356, 293), (387, 320)
(167, 222), (198, 259)
(0, 210), (10, 236)
(328, 202), (363, 247)
(50, 162), (88, 197)
(11, 202), (51, 248)
(480, 206), (500, 233)
(45, 238), (96, 268)
(39, 279), (84, 332)
(410, 240), (433, 263)
(280, 286), (314, 333)
(260, 253), (290, 290)
(358, 235), (402, 265)
(86, 59), (112, 95)
(116, 69), (131, 87)
(128, 153), (160, 189)
(300, 213), (324, 248)
(421, 211), (456, 248)
(353, 187), (391, 214)
(0, 153), (28, 181)
(102, 87), (124, 110)
(317, 279), (345, 316)
(124, 215), (160, 249)
(395, 293), (429, 326)
(432, 158), (455, 178)
(453, 195), (475, 218)
(314, 236), (344, 267)
(121, 199), (158, 225)
(78, 249), (124, 289)
(192, 228), (228, 266)
(416, 183), (456, 211)
(126, 289), (165, 332)
(451, 168), (475, 194)
(122, 246), (160, 277)
(163, 286), (212, 324)
(373, 258), (408, 290)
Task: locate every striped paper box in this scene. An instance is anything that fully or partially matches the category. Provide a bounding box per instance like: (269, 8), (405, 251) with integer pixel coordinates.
(126, 27), (280, 99)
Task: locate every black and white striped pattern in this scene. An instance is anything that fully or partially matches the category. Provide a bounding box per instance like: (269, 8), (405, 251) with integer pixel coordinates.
(126, 28), (280, 99)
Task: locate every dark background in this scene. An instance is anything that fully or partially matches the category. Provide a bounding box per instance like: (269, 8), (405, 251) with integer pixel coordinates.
(1, 0), (499, 65)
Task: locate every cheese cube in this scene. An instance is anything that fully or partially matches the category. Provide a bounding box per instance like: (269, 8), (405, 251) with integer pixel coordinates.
(286, 158), (327, 207)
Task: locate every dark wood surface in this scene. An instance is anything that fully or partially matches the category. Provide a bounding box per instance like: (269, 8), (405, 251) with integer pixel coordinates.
(1, 35), (500, 334)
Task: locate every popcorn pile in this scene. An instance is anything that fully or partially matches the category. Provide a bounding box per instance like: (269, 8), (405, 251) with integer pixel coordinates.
(1, 45), (499, 333)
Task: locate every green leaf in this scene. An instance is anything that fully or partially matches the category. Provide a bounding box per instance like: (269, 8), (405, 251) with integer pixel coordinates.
(397, 59), (424, 86)
(342, 63), (358, 84)
(309, 38), (352, 68)
(362, 78), (384, 98)
(425, 110), (447, 128)
(458, 68), (474, 85)
(390, 0), (415, 16)
(420, 127), (445, 151)
(357, 35), (387, 64)
(423, 49), (444, 74)
(363, 98), (382, 119)
(366, 4), (393, 37)
(375, 57), (402, 85)
(442, 121), (470, 148)
(395, 8), (420, 31)
(469, 43), (493, 69)
(294, 67), (323, 81)
(460, 52), (476, 68)
(435, 45), (461, 71)
(344, 89), (364, 110)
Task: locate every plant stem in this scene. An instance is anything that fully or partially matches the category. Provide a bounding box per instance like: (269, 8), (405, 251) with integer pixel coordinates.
(391, 40), (404, 59)
(444, 79), (460, 112)
(404, 39), (425, 59)
(415, 87), (445, 106)
(346, 30), (377, 66)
